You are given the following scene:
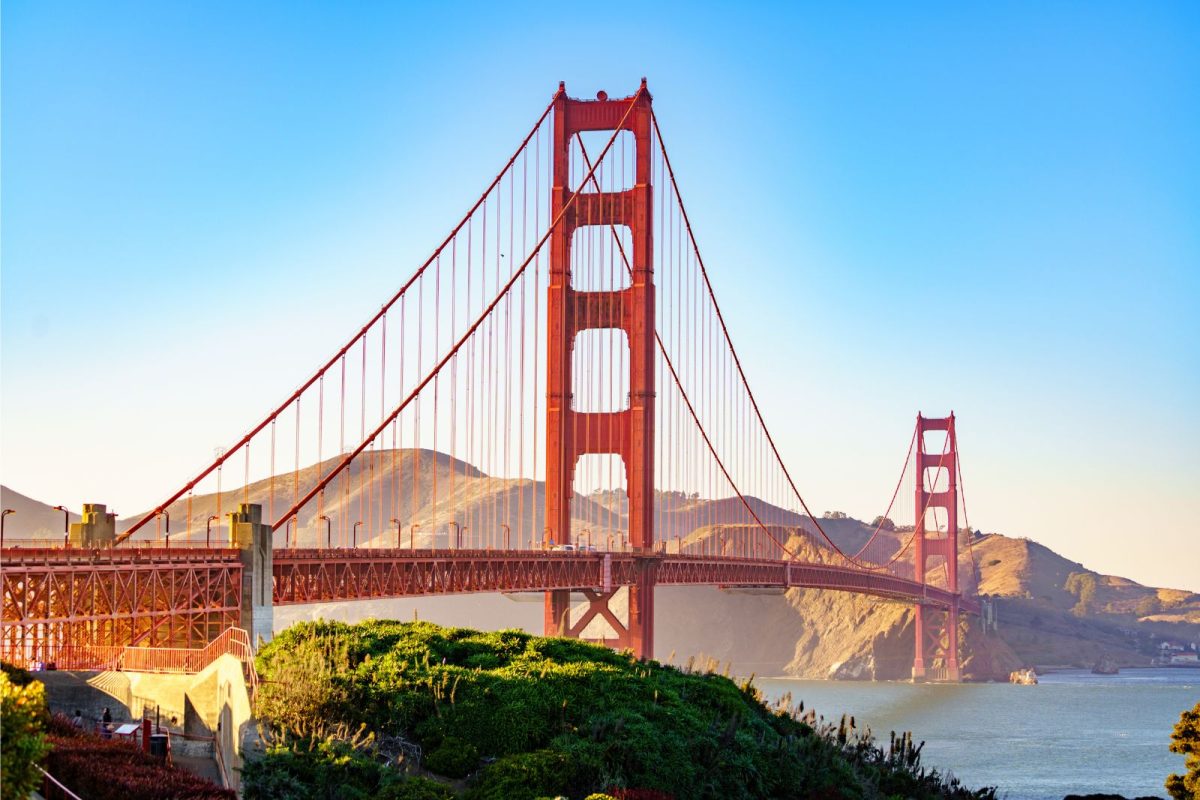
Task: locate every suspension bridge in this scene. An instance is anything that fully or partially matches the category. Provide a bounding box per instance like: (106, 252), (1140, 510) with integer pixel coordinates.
(1, 81), (980, 682)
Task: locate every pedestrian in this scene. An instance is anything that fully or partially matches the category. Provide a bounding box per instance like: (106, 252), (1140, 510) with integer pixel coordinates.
(101, 706), (112, 738)
(71, 709), (84, 729)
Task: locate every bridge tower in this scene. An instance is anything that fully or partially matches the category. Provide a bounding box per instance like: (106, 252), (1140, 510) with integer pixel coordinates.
(912, 412), (961, 682)
(545, 81), (657, 658)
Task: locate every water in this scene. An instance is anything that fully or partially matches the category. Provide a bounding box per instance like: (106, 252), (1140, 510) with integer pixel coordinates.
(757, 669), (1197, 800)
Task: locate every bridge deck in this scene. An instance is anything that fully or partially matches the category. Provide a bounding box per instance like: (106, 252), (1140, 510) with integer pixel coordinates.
(272, 548), (977, 612)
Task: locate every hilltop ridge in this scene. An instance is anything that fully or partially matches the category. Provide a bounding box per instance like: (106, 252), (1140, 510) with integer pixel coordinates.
(4, 449), (1197, 680)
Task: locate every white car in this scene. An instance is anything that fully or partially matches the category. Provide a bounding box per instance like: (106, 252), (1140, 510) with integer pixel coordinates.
(551, 544), (576, 552)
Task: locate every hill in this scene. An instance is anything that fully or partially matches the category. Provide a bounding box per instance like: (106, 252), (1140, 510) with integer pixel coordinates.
(246, 619), (996, 800)
(5, 448), (1198, 679)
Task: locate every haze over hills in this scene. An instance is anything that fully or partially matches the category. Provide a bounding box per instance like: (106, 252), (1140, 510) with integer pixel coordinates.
(4, 448), (1198, 680)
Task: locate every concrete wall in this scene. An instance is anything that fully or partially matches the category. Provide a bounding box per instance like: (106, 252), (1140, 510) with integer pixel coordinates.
(41, 657), (255, 794)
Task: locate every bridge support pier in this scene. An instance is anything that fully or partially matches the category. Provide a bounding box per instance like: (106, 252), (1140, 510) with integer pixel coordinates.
(543, 82), (658, 660)
(230, 504), (273, 649)
(911, 413), (963, 683)
(547, 558), (657, 660)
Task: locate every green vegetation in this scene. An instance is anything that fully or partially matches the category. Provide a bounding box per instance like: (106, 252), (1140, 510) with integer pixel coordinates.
(1, 667), (51, 799)
(1064, 572), (1098, 616)
(1166, 700), (1200, 800)
(250, 620), (995, 800)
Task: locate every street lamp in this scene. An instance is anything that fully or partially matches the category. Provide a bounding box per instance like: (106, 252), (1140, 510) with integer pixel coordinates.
(158, 511), (170, 548)
(500, 524), (510, 550)
(352, 521), (363, 548)
(448, 522), (460, 550)
(285, 517), (298, 548)
(1, 509), (14, 548)
(319, 515), (332, 549)
(205, 515), (219, 548)
(52, 506), (69, 547)
(409, 524), (419, 550)
(390, 518), (400, 548)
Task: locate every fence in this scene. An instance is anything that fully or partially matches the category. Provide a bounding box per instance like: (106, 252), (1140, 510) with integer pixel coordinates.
(2, 628), (258, 689)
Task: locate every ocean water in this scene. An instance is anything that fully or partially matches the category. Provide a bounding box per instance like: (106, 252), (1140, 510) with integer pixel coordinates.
(757, 669), (1197, 800)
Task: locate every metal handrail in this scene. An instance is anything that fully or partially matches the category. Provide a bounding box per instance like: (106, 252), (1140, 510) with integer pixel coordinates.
(37, 765), (85, 800)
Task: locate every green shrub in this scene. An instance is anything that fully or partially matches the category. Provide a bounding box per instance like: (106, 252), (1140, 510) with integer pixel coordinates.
(1, 672), (50, 799)
(1166, 700), (1200, 800)
(423, 736), (479, 778)
(255, 620), (997, 800)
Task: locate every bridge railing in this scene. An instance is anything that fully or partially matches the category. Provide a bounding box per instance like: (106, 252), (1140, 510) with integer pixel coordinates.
(1, 628), (258, 689)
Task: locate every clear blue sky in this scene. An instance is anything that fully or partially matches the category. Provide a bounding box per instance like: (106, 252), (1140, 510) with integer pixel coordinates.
(3, 2), (1197, 590)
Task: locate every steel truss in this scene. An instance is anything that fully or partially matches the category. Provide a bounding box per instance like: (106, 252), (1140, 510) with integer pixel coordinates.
(1, 547), (242, 666)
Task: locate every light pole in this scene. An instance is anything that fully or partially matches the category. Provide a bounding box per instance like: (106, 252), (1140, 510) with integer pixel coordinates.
(580, 529), (591, 550)
(319, 515), (332, 548)
(410, 524), (419, 550)
(352, 521), (363, 549)
(158, 511), (170, 547)
(448, 522), (460, 550)
(206, 515), (219, 548)
(285, 517), (298, 548)
(52, 506), (69, 547)
(500, 524), (510, 551)
(390, 518), (400, 548)
(1, 509), (14, 548)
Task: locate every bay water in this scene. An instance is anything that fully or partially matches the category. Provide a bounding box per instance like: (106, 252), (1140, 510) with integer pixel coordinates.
(757, 668), (1197, 800)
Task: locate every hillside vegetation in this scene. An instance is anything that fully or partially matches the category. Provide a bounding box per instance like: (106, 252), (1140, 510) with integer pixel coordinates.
(248, 620), (995, 800)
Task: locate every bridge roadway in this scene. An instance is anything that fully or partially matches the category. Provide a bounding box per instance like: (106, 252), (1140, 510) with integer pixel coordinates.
(273, 548), (978, 612)
(0, 546), (977, 645)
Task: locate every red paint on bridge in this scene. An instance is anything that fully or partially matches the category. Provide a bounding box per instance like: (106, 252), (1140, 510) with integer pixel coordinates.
(1, 82), (980, 681)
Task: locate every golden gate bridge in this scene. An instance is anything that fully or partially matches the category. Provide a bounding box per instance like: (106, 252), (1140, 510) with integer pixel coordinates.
(1, 81), (979, 682)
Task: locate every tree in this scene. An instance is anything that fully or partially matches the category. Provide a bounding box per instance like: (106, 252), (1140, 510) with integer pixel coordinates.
(871, 516), (896, 531)
(1166, 700), (1200, 800)
(1135, 594), (1162, 618)
(1064, 572), (1098, 616)
(1, 671), (51, 799)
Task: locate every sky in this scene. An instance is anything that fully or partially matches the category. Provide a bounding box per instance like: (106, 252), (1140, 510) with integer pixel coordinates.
(2, 2), (1197, 590)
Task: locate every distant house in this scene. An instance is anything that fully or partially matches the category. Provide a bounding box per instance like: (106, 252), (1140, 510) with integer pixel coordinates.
(1169, 652), (1199, 665)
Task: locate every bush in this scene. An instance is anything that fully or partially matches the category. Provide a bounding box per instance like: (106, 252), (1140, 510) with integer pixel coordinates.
(423, 736), (479, 778)
(1, 672), (51, 799)
(255, 620), (997, 800)
(43, 714), (234, 800)
(1166, 700), (1200, 800)
(241, 737), (453, 800)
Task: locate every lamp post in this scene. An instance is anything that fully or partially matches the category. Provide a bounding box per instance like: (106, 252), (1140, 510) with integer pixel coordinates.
(285, 517), (298, 548)
(580, 529), (591, 551)
(352, 521), (363, 549)
(319, 515), (332, 548)
(448, 522), (460, 550)
(410, 524), (419, 550)
(1, 509), (14, 548)
(158, 511), (170, 548)
(500, 524), (510, 551)
(52, 506), (69, 547)
(205, 515), (219, 548)
(390, 518), (400, 548)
